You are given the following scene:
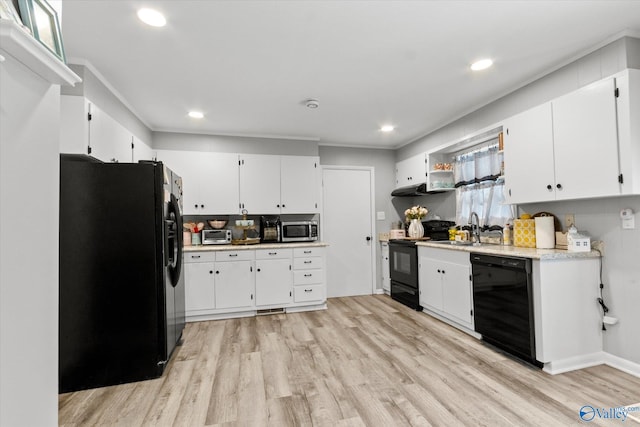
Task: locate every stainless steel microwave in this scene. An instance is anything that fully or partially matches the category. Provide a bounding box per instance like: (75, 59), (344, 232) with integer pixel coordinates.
(281, 220), (318, 242)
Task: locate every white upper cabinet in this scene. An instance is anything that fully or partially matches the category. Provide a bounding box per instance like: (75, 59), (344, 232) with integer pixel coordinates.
(156, 150), (240, 215)
(552, 77), (620, 200)
(89, 102), (132, 163)
(280, 155), (320, 213)
(504, 75), (622, 204)
(615, 69), (640, 196)
(503, 103), (556, 204)
(239, 154), (320, 214)
(239, 154), (281, 214)
(395, 153), (426, 187)
(60, 95), (149, 164)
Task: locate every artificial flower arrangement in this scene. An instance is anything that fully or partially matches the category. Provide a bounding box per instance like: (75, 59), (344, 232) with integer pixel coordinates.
(405, 205), (428, 221)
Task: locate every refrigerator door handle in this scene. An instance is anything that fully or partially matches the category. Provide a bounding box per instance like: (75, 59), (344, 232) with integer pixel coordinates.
(168, 193), (183, 287)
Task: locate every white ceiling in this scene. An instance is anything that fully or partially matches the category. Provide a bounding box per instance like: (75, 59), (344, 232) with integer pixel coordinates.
(61, 1), (640, 149)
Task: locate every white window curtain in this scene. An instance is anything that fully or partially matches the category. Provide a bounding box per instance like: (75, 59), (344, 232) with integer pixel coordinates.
(454, 141), (511, 227)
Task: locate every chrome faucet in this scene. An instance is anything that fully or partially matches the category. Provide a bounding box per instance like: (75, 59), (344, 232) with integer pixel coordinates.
(469, 212), (481, 244)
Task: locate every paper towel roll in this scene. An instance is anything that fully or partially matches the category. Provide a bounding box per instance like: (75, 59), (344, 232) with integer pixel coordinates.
(535, 216), (555, 249)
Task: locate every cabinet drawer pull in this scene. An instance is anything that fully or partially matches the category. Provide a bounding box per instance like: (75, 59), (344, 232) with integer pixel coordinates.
(191, 255), (201, 259)
(304, 288), (313, 292)
(228, 254), (238, 257)
(304, 260), (312, 264)
(303, 250), (312, 254)
(304, 274), (312, 277)
(269, 252), (277, 255)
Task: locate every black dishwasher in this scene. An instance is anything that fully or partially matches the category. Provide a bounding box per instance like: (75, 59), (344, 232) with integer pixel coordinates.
(470, 253), (539, 366)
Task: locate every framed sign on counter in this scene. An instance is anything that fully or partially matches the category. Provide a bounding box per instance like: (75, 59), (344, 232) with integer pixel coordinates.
(17, 0), (65, 62)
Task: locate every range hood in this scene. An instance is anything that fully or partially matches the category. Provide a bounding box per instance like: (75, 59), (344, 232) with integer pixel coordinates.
(391, 183), (428, 197)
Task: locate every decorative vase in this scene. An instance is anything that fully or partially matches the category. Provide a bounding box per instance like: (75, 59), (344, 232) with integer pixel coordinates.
(408, 218), (424, 238)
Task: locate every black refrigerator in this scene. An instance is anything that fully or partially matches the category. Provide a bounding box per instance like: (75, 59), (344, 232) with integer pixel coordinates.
(59, 154), (185, 393)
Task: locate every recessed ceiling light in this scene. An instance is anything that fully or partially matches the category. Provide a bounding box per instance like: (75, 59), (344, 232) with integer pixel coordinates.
(470, 58), (493, 71)
(380, 125), (395, 132)
(188, 111), (204, 119)
(137, 8), (166, 27)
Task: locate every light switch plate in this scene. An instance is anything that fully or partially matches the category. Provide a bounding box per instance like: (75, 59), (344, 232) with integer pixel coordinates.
(377, 211), (386, 220)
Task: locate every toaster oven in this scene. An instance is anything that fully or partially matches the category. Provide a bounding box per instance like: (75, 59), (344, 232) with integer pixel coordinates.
(201, 229), (231, 245)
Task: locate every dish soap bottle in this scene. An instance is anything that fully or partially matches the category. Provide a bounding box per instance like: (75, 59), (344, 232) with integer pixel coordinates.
(503, 223), (512, 246)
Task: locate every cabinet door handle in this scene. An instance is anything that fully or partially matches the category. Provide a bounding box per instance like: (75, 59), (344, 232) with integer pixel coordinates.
(546, 184), (553, 191)
(277, 204), (280, 208)
(556, 183), (563, 190)
(215, 270), (219, 274)
(209, 270), (213, 274)
(201, 204), (204, 208)
(194, 204), (198, 209)
(257, 268), (261, 272)
(437, 269), (441, 273)
(442, 270), (445, 274)
(282, 204), (285, 208)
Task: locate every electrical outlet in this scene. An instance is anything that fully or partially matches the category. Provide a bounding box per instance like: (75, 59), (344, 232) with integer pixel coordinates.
(565, 214), (575, 228)
(592, 240), (604, 256)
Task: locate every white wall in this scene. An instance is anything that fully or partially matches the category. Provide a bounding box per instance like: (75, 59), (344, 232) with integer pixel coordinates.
(397, 36), (640, 365)
(0, 48), (61, 426)
(153, 131), (319, 156)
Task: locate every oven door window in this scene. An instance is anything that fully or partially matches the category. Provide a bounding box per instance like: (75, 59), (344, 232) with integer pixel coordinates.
(393, 251), (412, 275)
(389, 244), (418, 287)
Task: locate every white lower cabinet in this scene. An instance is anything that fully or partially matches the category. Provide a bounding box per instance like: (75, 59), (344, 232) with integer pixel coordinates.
(381, 242), (390, 293)
(183, 246), (326, 321)
(533, 258), (602, 369)
(292, 247), (326, 304)
(418, 247), (473, 330)
(214, 251), (255, 310)
(255, 249), (293, 307)
(184, 252), (216, 314)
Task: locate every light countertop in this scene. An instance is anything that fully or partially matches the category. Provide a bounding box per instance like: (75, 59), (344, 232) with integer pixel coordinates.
(415, 241), (600, 260)
(184, 242), (328, 252)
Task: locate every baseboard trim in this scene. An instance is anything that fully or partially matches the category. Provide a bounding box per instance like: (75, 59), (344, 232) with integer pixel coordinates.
(543, 352), (605, 375)
(373, 288), (386, 295)
(602, 352), (640, 378)
(542, 352), (640, 378)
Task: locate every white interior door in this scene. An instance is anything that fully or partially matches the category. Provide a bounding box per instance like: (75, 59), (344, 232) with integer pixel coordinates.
(322, 167), (375, 297)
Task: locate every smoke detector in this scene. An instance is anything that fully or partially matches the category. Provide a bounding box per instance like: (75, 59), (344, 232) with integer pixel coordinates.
(305, 99), (320, 109)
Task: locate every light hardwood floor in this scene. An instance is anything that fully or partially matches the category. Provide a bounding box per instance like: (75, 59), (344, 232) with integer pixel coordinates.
(59, 295), (640, 426)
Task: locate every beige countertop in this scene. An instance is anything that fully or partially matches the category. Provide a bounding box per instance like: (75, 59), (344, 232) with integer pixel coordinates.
(415, 241), (600, 260)
(184, 242), (328, 252)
